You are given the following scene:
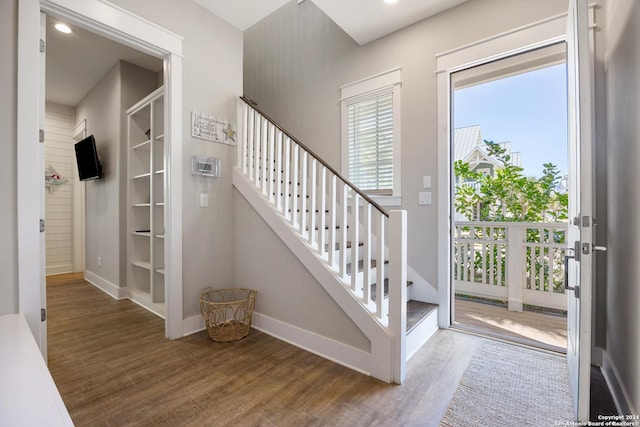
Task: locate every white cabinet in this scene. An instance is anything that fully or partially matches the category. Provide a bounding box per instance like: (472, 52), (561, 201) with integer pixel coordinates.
(127, 87), (165, 317)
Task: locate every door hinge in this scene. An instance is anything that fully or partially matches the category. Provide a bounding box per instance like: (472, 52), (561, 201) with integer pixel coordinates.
(40, 219), (45, 232)
(39, 129), (45, 143)
(41, 308), (46, 322)
(40, 39), (45, 53)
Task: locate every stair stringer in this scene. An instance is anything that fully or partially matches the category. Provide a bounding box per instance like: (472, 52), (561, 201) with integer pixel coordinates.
(234, 167), (396, 383)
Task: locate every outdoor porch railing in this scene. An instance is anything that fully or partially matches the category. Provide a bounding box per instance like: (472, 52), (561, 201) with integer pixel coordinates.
(454, 221), (568, 311)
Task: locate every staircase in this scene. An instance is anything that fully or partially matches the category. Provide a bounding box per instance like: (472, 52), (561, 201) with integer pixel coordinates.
(233, 97), (437, 384)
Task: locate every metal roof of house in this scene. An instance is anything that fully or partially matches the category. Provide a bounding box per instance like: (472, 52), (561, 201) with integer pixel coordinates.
(454, 125), (522, 167)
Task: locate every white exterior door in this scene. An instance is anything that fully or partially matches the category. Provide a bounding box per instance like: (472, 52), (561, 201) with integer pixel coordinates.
(565, 0), (594, 421)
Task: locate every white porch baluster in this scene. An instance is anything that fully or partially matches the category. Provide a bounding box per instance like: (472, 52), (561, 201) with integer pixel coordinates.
(507, 224), (525, 312)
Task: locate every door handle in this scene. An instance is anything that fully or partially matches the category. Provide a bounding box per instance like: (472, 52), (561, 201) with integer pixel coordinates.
(564, 249), (580, 298)
(593, 245), (607, 252)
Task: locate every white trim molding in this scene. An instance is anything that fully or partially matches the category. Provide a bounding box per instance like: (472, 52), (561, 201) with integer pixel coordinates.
(18, 0), (184, 352)
(435, 13), (568, 328)
(84, 270), (128, 300)
(340, 67), (402, 199)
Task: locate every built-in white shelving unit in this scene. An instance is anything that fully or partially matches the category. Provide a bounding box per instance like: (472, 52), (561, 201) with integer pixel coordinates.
(127, 86), (165, 318)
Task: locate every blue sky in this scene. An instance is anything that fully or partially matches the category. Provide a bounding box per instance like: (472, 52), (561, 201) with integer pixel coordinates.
(454, 63), (568, 178)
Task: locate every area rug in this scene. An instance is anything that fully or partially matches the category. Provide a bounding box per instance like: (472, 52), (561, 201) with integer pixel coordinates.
(440, 340), (574, 426)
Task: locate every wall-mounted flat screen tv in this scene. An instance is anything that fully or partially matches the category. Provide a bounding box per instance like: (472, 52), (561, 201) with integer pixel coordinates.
(74, 135), (103, 181)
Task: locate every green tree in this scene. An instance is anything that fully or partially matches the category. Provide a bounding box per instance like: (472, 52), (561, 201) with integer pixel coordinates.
(454, 140), (568, 223)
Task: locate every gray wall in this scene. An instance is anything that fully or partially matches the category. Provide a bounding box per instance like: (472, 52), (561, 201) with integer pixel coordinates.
(75, 63), (122, 285)
(75, 61), (158, 287)
(605, 0), (640, 413)
(234, 195), (370, 350)
(0, 0), (18, 315)
(243, 0), (569, 292)
(119, 62), (161, 284)
(108, 0), (243, 319)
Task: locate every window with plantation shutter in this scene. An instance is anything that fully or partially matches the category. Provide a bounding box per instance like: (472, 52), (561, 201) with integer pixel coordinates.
(347, 92), (394, 194)
(341, 68), (402, 204)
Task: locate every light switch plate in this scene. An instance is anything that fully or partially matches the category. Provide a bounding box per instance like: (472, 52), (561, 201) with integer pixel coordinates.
(419, 191), (432, 205)
(423, 175), (432, 189)
(200, 193), (208, 207)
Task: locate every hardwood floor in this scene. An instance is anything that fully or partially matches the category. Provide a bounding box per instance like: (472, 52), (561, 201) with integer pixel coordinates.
(454, 297), (567, 352)
(47, 275), (484, 426)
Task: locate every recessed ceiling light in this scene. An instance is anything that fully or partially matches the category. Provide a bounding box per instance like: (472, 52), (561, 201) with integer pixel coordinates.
(54, 23), (72, 34)
(384, 0), (399, 4)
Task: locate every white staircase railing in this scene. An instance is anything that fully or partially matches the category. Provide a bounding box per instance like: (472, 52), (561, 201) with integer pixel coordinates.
(234, 97), (408, 383)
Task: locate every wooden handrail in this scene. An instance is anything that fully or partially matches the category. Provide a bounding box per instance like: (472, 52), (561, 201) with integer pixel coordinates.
(240, 96), (390, 217)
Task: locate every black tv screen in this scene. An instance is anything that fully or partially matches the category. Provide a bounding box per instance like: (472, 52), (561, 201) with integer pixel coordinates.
(74, 135), (103, 181)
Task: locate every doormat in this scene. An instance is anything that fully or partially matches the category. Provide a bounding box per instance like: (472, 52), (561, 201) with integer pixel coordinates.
(440, 340), (574, 426)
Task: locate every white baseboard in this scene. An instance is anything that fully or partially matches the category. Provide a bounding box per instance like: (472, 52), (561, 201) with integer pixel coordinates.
(602, 351), (635, 415)
(84, 271), (127, 300)
(182, 314), (205, 336)
(251, 312), (372, 377)
(46, 265), (73, 276)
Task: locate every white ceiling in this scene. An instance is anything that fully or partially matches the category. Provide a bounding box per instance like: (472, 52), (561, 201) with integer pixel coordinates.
(312, 0), (469, 45)
(46, 0), (467, 106)
(192, 0), (291, 31)
(46, 16), (163, 107)
(192, 0), (468, 45)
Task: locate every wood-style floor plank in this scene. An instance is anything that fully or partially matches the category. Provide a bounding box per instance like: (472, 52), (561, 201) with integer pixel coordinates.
(47, 275), (483, 426)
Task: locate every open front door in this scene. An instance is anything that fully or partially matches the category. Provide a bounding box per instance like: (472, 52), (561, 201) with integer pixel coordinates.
(565, 0), (595, 421)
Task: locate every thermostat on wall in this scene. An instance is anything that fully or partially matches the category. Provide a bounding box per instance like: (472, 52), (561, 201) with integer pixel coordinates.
(192, 155), (220, 177)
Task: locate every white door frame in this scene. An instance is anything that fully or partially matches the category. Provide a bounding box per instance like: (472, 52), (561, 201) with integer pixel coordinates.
(18, 0), (184, 351)
(435, 13), (568, 328)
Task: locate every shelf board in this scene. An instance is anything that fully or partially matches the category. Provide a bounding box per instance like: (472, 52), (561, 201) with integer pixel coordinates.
(133, 172), (152, 179)
(156, 202), (165, 206)
(132, 231), (151, 237)
(132, 140), (151, 150)
(155, 170), (165, 175)
(155, 134), (164, 141)
(155, 234), (165, 239)
(131, 260), (151, 270)
(133, 203), (151, 207)
(155, 268), (165, 275)
(128, 288), (165, 319)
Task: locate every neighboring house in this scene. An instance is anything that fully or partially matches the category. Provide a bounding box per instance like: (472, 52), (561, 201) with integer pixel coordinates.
(454, 124), (522, 179)
(1, 0), (639, 421)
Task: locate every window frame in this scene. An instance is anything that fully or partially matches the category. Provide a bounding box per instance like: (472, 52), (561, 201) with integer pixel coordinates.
(340, 67), (402, 206)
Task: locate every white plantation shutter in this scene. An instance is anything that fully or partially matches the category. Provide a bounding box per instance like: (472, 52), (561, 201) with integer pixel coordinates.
(347, 91), (394, 194)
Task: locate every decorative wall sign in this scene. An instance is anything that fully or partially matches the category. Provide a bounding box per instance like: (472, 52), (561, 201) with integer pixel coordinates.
(191, 111), (236, 146)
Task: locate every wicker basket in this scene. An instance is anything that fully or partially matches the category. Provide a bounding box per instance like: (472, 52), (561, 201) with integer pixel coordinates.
(199, 288), (257, 342)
